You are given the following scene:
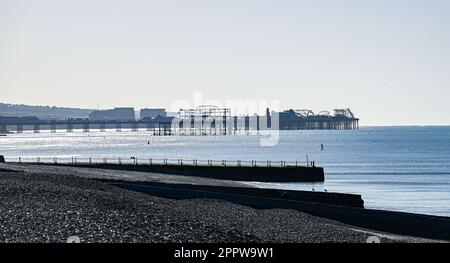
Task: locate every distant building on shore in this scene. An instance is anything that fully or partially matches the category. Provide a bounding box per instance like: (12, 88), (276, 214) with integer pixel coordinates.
(139, 108), (167, 119)
(89, 107), (135, 121)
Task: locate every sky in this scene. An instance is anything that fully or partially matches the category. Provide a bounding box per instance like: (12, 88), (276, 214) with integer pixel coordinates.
(1, 0), (449, 125)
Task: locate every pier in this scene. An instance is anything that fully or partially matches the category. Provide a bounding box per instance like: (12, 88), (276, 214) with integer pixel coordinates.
(0, 118), (173, 135)
(0, 106), (359, 134)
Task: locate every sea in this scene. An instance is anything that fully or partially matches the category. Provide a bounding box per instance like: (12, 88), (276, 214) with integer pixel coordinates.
(1, 126), (449, 217)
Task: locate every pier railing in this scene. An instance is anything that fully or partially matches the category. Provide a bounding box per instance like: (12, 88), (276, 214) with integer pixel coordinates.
(5, 156), (314, 168)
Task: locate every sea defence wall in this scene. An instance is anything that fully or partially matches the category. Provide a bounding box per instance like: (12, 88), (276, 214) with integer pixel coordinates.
(49, 163), (325, 183)
(104, 180), (364, 208)
(106, 179), (450, 241)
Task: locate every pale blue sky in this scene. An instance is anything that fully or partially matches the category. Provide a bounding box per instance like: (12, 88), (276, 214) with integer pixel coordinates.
(1, 0), (449, 125)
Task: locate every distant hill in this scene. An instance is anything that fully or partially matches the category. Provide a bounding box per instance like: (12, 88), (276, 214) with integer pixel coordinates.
(0, 103), (94, 120)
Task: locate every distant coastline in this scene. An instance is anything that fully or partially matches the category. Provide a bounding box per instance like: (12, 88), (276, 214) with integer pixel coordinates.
(0, 102), (94, 120)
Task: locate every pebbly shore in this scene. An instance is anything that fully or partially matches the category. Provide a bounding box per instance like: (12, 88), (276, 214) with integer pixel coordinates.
(0, 163), (439, 243)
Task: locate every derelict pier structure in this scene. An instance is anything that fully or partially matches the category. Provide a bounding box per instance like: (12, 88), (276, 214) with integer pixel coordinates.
(278, 108), (359, 130)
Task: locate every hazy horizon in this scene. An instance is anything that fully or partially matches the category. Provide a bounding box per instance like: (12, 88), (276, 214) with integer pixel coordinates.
(1, 0), (450, 126)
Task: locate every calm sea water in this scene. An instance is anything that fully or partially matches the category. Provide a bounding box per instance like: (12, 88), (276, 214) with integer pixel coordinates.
(1, 127), (450, 217)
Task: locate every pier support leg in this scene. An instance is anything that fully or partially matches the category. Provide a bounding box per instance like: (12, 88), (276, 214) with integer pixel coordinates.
(83, 123), (89, 133)
(131, 123), (138, 132)
(17, 124), (23, 133)
(1, 124), (7, 134)
(223, 117), (227, 135)
(51, 121), (56, 133)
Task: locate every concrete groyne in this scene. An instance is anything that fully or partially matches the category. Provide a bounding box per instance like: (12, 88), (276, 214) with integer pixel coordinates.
(44, 163), (325, 183)
(106, 179), (450, 241)
(103, 179), (363, 208)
